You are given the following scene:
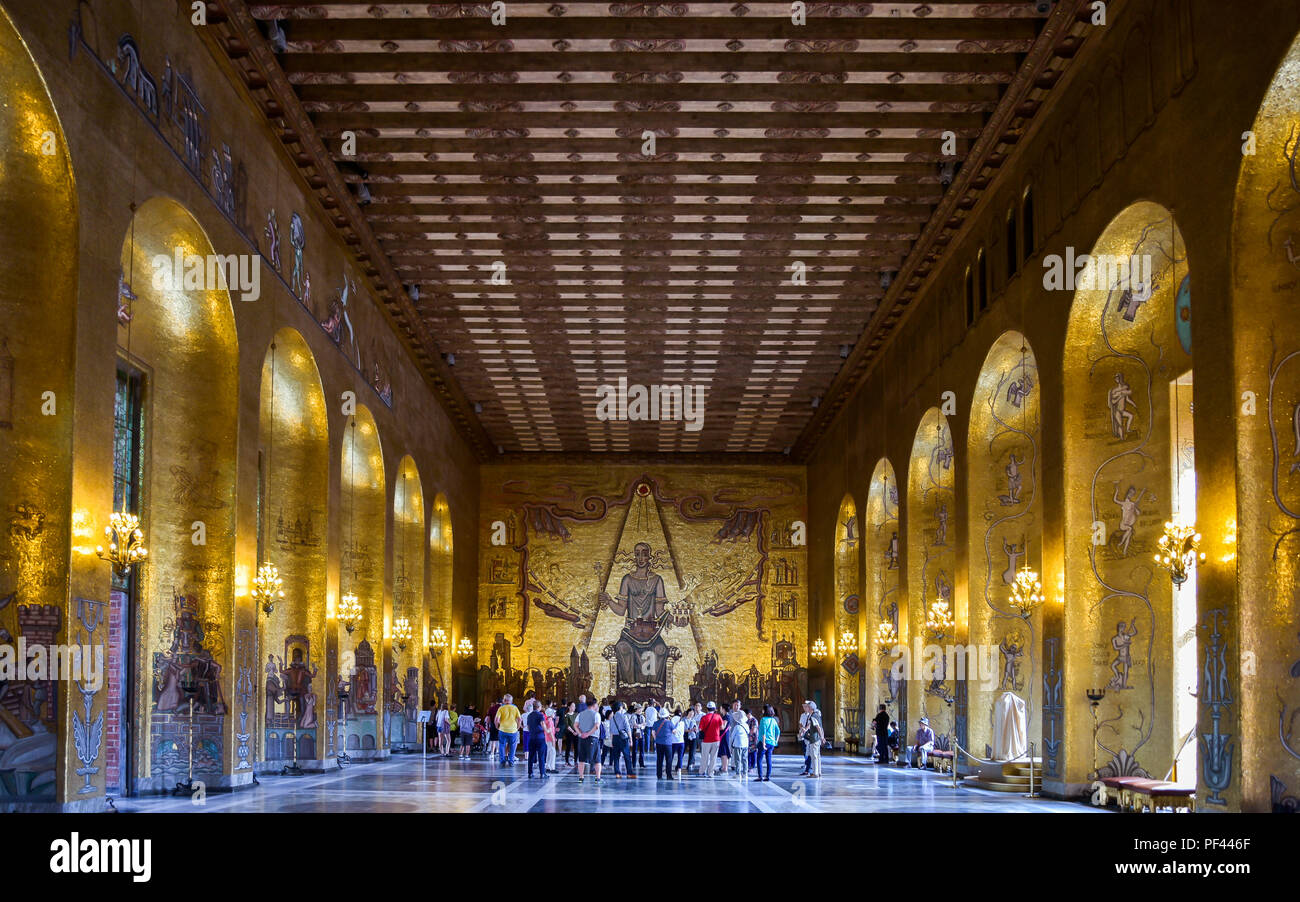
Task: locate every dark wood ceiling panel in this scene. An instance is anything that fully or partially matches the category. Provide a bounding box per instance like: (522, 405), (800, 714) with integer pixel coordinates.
(211, 0), (1088, 456)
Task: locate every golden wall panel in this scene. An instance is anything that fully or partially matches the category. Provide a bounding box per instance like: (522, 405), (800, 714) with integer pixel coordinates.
(833, 497), (862, 747)
(1062, 202), (1188, 788)
(908, 408), (958, 742)
(864, 459), (902, 739)
(390, 455), (423, 745)
(123, 197), (239, 791)
(967, 332), (1044, 760)
(257, 328), (328, 768)
(477, 465), (808, 729)
(1232, 33), (1300, 811)
(0, 4), (78, 808)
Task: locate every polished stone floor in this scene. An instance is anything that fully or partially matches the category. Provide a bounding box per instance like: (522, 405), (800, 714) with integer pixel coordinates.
(115, 749), (1102, 813)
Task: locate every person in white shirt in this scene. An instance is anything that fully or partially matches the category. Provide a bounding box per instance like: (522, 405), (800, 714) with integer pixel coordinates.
(643, 699), (660, 760)
(670, 708), (687, 777)
(728, 701), (750, 779)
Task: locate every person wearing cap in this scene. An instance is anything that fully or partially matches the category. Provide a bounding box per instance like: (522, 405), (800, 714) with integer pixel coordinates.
(911, 716), (936, 769)
(697, 701), (724, 778)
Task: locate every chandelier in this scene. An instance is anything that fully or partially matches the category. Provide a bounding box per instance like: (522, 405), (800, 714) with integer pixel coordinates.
(339, 593), (363, 634)
(429, 626), (449, 653)
(457, 636), (475, 658)
(839, 630), (856, 656)
(1155, 519), (1204, 587)
(392, 616), (412, 652)
(97, 512), (148, 578)
(251, 561), (285, 615)
(874, 620), (899, 655)
(1008, 566), (1044, 619)
(810, 637), (828, 661)
(925, 598), (954, 641)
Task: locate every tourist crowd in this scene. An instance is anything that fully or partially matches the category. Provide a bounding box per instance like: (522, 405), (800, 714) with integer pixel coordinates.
(431, 695), (830, 785)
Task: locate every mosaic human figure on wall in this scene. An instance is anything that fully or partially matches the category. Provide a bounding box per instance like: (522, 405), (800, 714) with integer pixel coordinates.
(1108, 372), (1138, 438)
(599, 541), (671, 693)
(1108, 619), (1139, 690)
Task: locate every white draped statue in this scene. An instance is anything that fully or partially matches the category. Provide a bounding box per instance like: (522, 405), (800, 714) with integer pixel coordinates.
(992, 691), (1027, 761)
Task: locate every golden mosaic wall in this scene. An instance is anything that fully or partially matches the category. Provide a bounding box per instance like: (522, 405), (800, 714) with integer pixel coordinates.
(390, 455), (424, 745)
(967, 332), (1044, 759)
(1233, 32), (1300, 812)
(0, 4), (77, 807)
(258, 327), (329, 766)
(478, 465), (808, 729)
(908, 408), (959, 742)
(1062, 202), (1189, 788)
(123, 197), (240, 790)
(864, 458), (902, 732)
(832, 497), (862, 746)
(425, 495), (453, 709)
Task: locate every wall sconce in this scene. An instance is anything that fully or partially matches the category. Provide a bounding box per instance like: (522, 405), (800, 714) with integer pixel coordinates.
(1154, 519), (1204, 587)
(924, 598), (954, 641)
(811, 637), (828, 661)
(874, 621), (899, 657)
(1008, 566), (1044, 619)
(429, 626), (449, 657)
(457, 637), (475, 658)
(392, 616), (412, 652)
(839, 630), (856, 655)
(339, 593), (363, 634)
(251, 562), (285, 616)
(96, 511), (148, 578)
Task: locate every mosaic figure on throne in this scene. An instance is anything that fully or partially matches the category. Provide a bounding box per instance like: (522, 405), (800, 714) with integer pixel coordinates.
(599, 542), (679, 701)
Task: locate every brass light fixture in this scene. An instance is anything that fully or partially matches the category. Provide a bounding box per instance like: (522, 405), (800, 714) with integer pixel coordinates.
(251, 561), (285, 615)
(1008, 566), (1044, 619)
(456, 636), (474, 658)
(1154, 519), (1204, 587)
(810, 637), (828, 661)
(393, 616), (412, 652)
(339, 593), (363, 634)
(874, 620), (899, 655)
(839, 630), (856, 655)
(97, 512), (148, 578)
(924, 597), (954, 641)
(429, 626), (449, 654)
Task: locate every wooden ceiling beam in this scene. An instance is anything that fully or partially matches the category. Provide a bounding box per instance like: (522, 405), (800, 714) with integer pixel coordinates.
(297, 81), (1003, 103)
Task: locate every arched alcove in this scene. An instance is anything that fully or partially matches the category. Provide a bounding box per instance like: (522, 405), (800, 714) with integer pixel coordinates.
(907, 408), (958, 745)
(426, 493), (453, 709)
(1231, 30), (1300, 811)
(338, 405), (386, 755)
(0, 4), (78, 805)
(257, 328), (328, 767)
(833, 494), (861, 750)
(1062, 201), (1192, 791)
(864, 459), (902, 728)
(122, 195), (240, 791)
(390, 455), (424, 748)
(967, 331), (1043, 761)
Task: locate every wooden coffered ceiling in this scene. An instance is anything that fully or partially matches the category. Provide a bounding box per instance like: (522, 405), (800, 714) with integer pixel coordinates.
(211, 1), (1090, 460)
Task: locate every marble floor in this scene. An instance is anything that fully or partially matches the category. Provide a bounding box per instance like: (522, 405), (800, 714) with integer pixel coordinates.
(115, 750), (1102, 813)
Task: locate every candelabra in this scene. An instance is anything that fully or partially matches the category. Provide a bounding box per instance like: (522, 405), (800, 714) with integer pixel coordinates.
(1008, 566), (1044, 619)
(96, 512), (147, 578)
(810, 637), (828, 661)
(874, 621), (899, 657)
(1154, 520), (1204, 587)
(393, 616), (412, 653)
(924, 598), (954, 641)
(251, 562), (285, 616)
(839, 631), (856, 656)
(457, 637), (474, 659)
(339, 593), (363, 634)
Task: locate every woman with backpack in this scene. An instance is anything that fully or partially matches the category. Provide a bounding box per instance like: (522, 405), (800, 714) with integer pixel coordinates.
(630, 704), (647, 769)
(757, 705), (780, 781)
(802, 702), (824, 778)
(746, 708), (759, 773)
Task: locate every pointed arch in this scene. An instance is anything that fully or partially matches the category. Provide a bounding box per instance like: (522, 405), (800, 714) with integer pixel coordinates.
(258, 327), (329, 766)
(339, 404), (386, 755)
(426, 492), (454, 709)
(0, 4), (78, 804)
(907, 407), (957, 743)
(1063, 201), (1191, 789)
(390, 455), (424, 745)
(864, 459), (902, 724)
(833, 494), (861, 749)
(967, 331), (1042, 762)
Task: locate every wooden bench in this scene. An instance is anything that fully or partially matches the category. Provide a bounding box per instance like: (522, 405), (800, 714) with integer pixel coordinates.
(1124, 779), (1196, 813)
(928, 734), (955, 774)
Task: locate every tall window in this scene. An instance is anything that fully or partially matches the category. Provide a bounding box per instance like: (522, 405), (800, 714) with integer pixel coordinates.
(964, 266), (975, 326)
(111, 367), (144, 591)
(1021, 187), (1035, 263)
(1006, 209), (1019, 280)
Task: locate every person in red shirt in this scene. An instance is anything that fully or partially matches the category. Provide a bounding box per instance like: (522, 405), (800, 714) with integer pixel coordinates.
(697, 701), (725, 778)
